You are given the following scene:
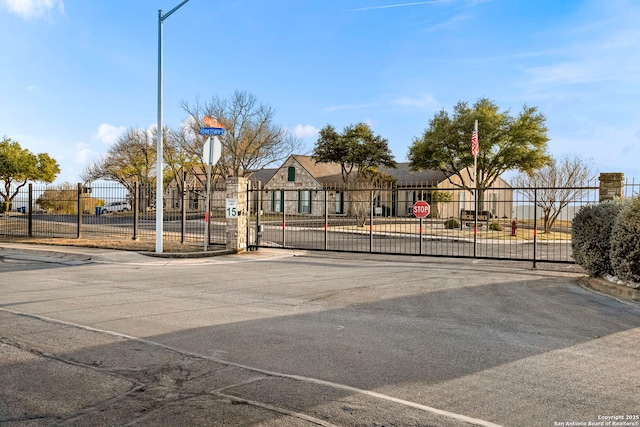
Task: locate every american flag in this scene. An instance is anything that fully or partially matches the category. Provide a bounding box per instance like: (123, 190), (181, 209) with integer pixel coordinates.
(471, 124), (479, 157)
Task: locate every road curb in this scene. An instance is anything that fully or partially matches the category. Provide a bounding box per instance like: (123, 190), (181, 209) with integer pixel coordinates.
(0, 245), (93, 261)
(141, 248), (236, 258)
(577, 276), (640, 303)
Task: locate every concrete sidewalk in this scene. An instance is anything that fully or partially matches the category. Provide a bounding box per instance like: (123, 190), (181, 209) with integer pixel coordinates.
(0, 242), (234, 264)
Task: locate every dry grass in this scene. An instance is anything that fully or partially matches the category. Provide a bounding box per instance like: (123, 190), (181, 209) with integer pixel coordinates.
(335, 222), (572, 241)
(0, 236), (213, 253)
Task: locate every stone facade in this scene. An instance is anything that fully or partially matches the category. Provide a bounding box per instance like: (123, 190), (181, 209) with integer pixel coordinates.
(261, 156), (343, 216)
(225, 177), (248, 252)
(599, 172), (624, 202)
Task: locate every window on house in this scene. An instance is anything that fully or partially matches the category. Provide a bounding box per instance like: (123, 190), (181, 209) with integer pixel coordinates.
(491, 193), (498, 216)
(298, 190), (311, 214)
(287, 166), (296, 182)
(406, 191), (416, 215)
(335, 191), (344, 214)
(272, 191), (283, 213)
(459, 191), (466, 211)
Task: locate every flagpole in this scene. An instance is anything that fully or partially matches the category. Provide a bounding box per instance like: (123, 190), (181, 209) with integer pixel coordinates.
(473, 119), (478, 257)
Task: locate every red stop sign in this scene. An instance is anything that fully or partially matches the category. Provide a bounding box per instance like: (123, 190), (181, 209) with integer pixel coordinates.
(413, 200), (430, 218)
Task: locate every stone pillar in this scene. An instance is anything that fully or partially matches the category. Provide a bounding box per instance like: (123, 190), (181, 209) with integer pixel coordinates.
(599, 173), (624, 202)
(225, 177), (248, 252)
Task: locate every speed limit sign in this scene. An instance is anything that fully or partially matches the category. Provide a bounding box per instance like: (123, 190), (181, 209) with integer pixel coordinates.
(225, 198), (238, 218)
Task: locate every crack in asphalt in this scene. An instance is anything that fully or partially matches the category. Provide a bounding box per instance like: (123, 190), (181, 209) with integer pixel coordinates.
(1, 332), (339, 426)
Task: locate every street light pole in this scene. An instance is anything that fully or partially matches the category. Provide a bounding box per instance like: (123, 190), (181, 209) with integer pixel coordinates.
(156, 0), (190, 254)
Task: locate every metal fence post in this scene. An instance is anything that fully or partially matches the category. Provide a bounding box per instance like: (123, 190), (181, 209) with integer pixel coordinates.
(246, 181), (251, 251)
(133, 182), (139, 241)
(473, 187), (478, 258)
(419, 217), (423, 255)
(369, 190), (374, 253)
(282, 194), (286, 248)
(324, 189), (328, 250)
(254, 181), (262, 250)
(77, 183), (82, 238)
(181, 178), (186, 244)
(533, 188), (538, 269)
(28, 183), (33, 237)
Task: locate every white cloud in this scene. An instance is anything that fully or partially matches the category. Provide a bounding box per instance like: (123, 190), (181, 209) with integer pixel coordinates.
(75, 141), (99, 165)
(323, 102), (379, 112)
(95, 123), (125, 146)
(393, 93), (439, 108)
(27, 85), (37, 91)
(292, 124), (319, 139)
(522, 2), (640, 89)
(347, 0), (456, 12)
(2, 0), (64, 20)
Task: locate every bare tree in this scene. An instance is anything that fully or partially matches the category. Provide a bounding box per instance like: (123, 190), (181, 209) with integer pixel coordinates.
(180, 90), (303, 178)
(81, 127), (157, 190)
(80, 127), (169, 212)
(513, 155), (594, 233)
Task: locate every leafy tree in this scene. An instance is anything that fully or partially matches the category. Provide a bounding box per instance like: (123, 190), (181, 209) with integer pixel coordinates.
(408, 98), (550, 209)
(313, 123), (396, 225)
(313, 122), (396, 183)
(180, 90), (303, 179)
(513, 155), (595, 233)
(0, 137), (60, 212)
(36, 182), (104, 214)
(428, 190), (453, 219)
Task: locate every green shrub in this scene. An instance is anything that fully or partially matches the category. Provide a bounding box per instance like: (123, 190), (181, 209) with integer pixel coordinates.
(489, 221), (503, 231)
(444, 218), (459, 229)
(610, 196), (640, 283)
(572, 200), (622, 277)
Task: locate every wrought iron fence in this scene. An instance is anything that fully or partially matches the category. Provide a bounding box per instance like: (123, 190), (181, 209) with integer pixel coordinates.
(248, 181), (602, 265)
(3, 177), (637, 265)
(0, 181), (227, 246)
(624, 177), (640, 197)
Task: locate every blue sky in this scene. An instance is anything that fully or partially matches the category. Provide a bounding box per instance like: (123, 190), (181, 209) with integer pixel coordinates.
(1, 0), (639, 185)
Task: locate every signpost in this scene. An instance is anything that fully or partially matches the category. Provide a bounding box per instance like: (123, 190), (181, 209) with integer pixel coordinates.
(413, 201), (430, 255)
(202, 117), (225, 251)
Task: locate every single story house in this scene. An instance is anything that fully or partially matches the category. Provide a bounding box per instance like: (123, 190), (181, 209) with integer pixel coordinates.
(257, 155), (513, 219)
(166, 155), (513, 220)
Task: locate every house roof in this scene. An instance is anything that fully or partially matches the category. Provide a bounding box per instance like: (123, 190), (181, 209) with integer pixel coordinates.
(292, 155), (344, 184)
(379, 163), (450, 185)
(246, 168), (278, 185)
(286, 155), (455, 186)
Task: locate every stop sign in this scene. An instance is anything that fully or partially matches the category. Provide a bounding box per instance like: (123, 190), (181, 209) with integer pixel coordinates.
(413, 200), (430, 218)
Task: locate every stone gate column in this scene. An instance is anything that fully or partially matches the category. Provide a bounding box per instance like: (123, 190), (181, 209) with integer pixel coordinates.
(599, 173), (624, 202)
(225, 177), (248, 252)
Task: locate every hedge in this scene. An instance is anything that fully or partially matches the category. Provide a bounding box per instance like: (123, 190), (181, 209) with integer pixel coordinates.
(609, 196), (640, 283)
(572, 200), (622, 277)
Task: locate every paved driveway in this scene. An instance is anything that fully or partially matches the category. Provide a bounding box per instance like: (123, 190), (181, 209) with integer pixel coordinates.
(1, 246), (639, 426)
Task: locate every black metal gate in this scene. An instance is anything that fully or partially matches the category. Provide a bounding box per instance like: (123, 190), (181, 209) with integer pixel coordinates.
(247, 183), (601, 266)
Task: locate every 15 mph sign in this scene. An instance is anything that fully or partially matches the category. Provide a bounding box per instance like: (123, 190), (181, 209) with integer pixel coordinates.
(413, 200), (430, 218)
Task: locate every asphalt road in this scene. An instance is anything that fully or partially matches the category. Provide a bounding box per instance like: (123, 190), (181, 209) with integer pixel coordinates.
(258, 225), (574, 264)
(0, 245), (639, 427)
